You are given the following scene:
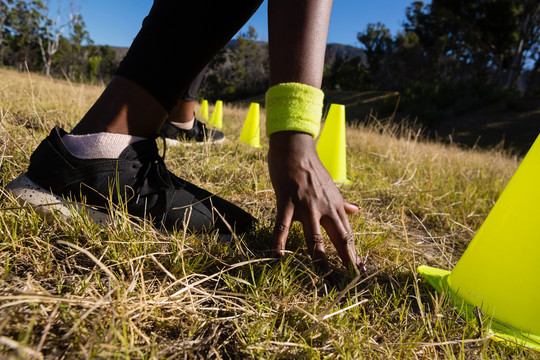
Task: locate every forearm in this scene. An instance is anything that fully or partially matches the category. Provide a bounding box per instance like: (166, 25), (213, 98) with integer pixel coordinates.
(268, 0), (333, 88)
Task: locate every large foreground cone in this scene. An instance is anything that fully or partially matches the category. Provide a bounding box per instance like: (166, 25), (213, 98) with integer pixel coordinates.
(418, 134), (540, 351)
(240, 103), (262, 148)
(200, 99), (209, 121)
(209, 100), (223, 129)
(316, 104), (350, 184)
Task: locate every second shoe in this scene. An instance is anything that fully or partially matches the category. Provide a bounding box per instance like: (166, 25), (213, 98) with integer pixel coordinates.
(161, 118), (225, 146)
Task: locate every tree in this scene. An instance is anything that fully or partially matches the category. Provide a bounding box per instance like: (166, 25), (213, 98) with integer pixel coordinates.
(351, 0), (540, 123)
(91, 45), (118, 83)
(2, 0), (44, 71)
(229, 26), (268, 97)
(34, 0), (79, 76)
(62, 12), (92, 80)
(202, 26), (269, 101)
(323, 54), (370, 91)
(507, 0), (540, 90)
(0, 0), (15, 48)
(357, 22), (393, 75)
(87, 55), (100, 82)
(0, 0), (120, 83)
(404, 0), (540, 89)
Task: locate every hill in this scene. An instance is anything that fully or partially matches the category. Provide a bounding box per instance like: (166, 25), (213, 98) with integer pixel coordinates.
(322, 91), (540, 155)
(111, 42), (367, 69)
(325, 43), (368, 67)
(234, 88), (540, 155)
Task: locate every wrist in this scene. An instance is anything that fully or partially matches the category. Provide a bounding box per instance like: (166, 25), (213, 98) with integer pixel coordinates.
(265, 83), (324, 139)
(269, 131), (315, 151)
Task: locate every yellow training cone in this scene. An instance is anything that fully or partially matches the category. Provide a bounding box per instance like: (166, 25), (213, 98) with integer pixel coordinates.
(209, 100), (223, 129)
(240, 103), (262, 148)
(316, 104), (350, 184)
(418, 134), (540, 350)
(200, 99), (209, 121)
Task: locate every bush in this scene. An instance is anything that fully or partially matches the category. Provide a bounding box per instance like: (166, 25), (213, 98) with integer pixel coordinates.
(397, 80), (522, 125)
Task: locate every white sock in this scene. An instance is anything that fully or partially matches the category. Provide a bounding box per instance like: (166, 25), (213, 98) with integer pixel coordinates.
(171, 117), (195, 130)
(62, 132), (146, 159)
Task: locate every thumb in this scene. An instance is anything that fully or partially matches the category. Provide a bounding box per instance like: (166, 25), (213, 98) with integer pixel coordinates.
(344, 201), (361, 215)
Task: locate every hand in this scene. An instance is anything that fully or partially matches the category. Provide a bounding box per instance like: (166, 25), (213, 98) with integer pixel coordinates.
(268, 131), (360, 272)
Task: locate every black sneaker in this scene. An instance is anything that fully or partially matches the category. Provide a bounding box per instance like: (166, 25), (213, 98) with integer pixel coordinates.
(160, 118), (225, 146)
(5, 126), (255, 235)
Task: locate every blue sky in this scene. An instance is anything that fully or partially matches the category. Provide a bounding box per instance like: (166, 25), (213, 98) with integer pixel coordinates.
(51, 0), (427, 48)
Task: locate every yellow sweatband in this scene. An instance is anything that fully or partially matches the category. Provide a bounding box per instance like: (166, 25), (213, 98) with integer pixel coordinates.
(265, 82), (324, 138)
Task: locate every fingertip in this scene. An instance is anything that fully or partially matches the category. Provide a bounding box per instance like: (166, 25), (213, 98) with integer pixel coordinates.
(272, 227), (288, 258)
(272, 248), (284, 258)
(344, 202), (361, 215)
(272, 205), (294, 259)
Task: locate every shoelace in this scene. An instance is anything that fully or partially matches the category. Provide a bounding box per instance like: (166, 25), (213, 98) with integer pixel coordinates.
(193, 119), (210, 140)
(132, 136), (186, 227)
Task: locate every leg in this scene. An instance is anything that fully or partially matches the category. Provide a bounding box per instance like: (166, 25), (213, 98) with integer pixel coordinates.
(169, 99), (196, 125)
(8, 0), (264, 235)
(73, 0), (263, 138)
(71, 76), (167, 137)
(162, 66), (225, 144)
(169, 65), (208, 125)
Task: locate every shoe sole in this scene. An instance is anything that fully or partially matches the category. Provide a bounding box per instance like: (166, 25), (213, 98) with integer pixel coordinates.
(4, 173), (110, 225)
(4, 173), (239, 241)
(164, 137), (226, 147)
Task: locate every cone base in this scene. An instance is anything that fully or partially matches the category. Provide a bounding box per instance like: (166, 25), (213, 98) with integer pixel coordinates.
(418, 265), (540, 351)
(334, 178), (351, 185)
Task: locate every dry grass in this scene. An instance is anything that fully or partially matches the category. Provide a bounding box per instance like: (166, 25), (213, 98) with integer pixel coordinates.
(0, 67), (537, 359)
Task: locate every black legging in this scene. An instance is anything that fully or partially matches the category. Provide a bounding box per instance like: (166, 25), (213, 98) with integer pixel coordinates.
(115, 0), (264, 112)
(181, 65), (208, 102)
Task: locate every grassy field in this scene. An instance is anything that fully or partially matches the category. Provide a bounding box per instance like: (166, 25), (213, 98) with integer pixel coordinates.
(0, 67), (537, 359)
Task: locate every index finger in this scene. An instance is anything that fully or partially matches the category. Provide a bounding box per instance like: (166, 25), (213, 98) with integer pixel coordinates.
(272, 201), (294, 257)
